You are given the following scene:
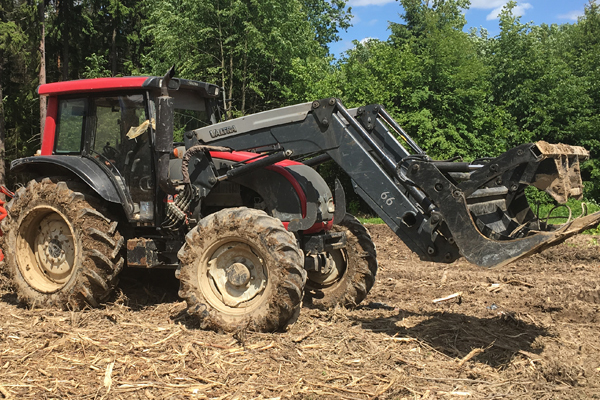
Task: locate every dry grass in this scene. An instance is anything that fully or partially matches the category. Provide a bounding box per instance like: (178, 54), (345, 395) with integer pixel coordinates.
(0, 225), (600, 399)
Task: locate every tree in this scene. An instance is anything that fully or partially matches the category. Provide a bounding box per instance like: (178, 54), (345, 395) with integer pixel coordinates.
(383, 0), (500, 159)
(0, 0), (29, 188)
(39, 0), (46, 140)
(554, 1), (600, 197)
(143, 0), (344, 116)
(301, 0), (351, 52)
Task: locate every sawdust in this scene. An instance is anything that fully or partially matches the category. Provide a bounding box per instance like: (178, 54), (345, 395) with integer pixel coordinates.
(0, 224), (599, 399)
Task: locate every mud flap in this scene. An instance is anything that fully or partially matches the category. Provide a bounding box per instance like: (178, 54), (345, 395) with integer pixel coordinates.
(332, 178), (346, 225)
(287, 202), (318, 231)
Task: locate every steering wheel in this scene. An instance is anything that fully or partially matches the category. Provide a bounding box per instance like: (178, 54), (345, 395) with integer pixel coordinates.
(103, 142), (121, 160)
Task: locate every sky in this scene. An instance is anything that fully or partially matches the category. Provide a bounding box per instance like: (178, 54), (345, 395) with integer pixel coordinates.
(330, 0), (591, 57)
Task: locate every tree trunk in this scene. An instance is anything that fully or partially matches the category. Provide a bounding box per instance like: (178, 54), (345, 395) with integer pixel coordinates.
(111, 25), (117, 76)
(39, 0), (47, 142)
(241, 37), (247, 115)
(62, 29), (69, 80)
(60, 0), (69, 80)
(217, 17), (228, 119)
(0, 60), (6, 191)
(228, 53), (234, 118)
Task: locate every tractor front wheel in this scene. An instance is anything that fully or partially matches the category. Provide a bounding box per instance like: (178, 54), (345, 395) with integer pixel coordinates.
(177, 207), (306, 332)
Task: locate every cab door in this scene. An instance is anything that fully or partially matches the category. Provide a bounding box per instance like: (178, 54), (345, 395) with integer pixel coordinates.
(88, 93), (156, 223)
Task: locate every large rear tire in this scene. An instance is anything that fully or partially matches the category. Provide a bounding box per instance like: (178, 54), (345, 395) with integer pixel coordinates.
(305, 214), (377, 309)
(1, 178), (124, 309)
(177, 207), (305, 332)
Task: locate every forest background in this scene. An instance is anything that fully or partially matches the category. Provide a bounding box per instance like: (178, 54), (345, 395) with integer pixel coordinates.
(1, 0), (600, 213)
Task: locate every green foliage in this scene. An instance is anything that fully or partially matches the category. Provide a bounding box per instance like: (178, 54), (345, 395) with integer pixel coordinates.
(83, 54), (111, 78)
(3, 0), (600, 215)
(1, 0), (40, 164)
(276, 55), (344, 104)
(142, 0), (341, 115)
(301, 0), (352, 51)
(331, 0), (507, 162)
(358, 216), (385, 225)
(525, 185), (600, 226)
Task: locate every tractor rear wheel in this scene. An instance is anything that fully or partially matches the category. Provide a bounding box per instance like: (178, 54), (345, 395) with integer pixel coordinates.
(177, 207), (305, 332)
(305, 214), (377, 309)
(1, 178), (124, 309)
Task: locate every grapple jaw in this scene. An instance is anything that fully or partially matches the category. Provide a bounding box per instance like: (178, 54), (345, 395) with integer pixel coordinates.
(531, 141), (589, 203)
(406, 141), (600, 267)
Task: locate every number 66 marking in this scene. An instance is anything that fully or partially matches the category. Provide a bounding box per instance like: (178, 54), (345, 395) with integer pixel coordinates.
(381, 191), (395, 206)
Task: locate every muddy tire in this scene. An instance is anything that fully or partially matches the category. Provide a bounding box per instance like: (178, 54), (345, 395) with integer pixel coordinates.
(1, 178), (124, 309)
(305, 213), (377, 309)
(177, 207), (306, 332)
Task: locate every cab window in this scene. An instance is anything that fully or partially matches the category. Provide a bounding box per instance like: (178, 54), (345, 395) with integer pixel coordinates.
(55, 98), (86, 153)
(171, 90), (213, 141)
(92, 94), (147, 163)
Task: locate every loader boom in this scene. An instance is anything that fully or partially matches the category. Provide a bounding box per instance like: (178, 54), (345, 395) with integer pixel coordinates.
(188, 98), (600, 267)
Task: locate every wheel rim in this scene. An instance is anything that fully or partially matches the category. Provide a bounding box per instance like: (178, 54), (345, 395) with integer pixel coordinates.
(199, 238), (269, 312)
(307, 248), (347, 288)
(16, 206), (77, 293)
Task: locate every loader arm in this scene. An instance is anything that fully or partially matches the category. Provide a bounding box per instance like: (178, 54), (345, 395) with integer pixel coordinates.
(185, 98), (600, 267)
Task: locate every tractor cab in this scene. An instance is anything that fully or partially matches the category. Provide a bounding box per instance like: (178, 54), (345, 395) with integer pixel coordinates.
(13, 77), (221, 224)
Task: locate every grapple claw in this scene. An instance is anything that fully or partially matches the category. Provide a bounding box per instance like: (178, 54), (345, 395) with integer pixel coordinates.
(532, 141), (589, 203)
(406, 142), (600, 267)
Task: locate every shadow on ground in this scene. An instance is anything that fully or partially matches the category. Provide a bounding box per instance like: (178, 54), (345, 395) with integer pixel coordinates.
(353, 305), (551, 368)
(116, 267), (181, 309)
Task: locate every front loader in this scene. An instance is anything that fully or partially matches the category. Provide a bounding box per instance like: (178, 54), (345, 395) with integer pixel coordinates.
(2, 69), (599, 332)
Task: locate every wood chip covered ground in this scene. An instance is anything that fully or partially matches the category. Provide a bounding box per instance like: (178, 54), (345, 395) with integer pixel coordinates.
(1, 224), (600, 399)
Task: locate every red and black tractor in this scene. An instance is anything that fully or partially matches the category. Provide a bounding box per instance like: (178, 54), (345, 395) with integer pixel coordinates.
(1, 69), (598, 332)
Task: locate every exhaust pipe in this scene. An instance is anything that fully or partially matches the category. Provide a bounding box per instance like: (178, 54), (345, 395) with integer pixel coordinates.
(156, 66), (178, 195)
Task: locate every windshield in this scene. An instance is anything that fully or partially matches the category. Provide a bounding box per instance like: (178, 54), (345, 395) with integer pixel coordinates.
(170, 90), (216, 141)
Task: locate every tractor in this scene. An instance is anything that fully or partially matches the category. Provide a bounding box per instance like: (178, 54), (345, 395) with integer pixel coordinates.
(2, 68), (598, 332)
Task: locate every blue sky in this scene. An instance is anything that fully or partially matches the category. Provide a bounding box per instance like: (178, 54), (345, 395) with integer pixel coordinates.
(330, 0), (590, 57)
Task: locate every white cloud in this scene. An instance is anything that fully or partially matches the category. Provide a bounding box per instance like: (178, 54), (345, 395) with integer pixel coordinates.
(348, 0), (395, 7)
(359, 37), (378, 44)
(366, 19), (379, 26)
(485, 2), (532, 20)
(558, 10), (584, 21)
(486, 6), (504, 20)
(470, 0), (506, 9)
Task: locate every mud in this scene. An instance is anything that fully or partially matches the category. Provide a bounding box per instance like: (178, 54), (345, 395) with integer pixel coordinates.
(0, 224), (599, 399)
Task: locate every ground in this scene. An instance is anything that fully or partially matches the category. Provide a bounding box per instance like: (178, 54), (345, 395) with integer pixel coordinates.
(1, 224), (600, 399)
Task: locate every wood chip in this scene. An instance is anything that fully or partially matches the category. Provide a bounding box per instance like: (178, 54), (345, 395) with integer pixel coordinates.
(433, 292), (462, 303)
(437, 391), (471, 396)
(292, 326), (316, 343)
(518, 350), (542, 362)
(0, 385), (11, 399)
(104, 361), (115, 392)
(487, 283), (502, 292)
(458, 348), (484, 367)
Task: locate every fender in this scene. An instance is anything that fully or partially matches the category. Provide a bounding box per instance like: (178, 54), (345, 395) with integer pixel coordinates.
(209, 152), (334, 233)
(10, 156), (126, 206)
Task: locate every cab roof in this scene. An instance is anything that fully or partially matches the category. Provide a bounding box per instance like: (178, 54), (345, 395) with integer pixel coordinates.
(38, 76), (221, 98)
